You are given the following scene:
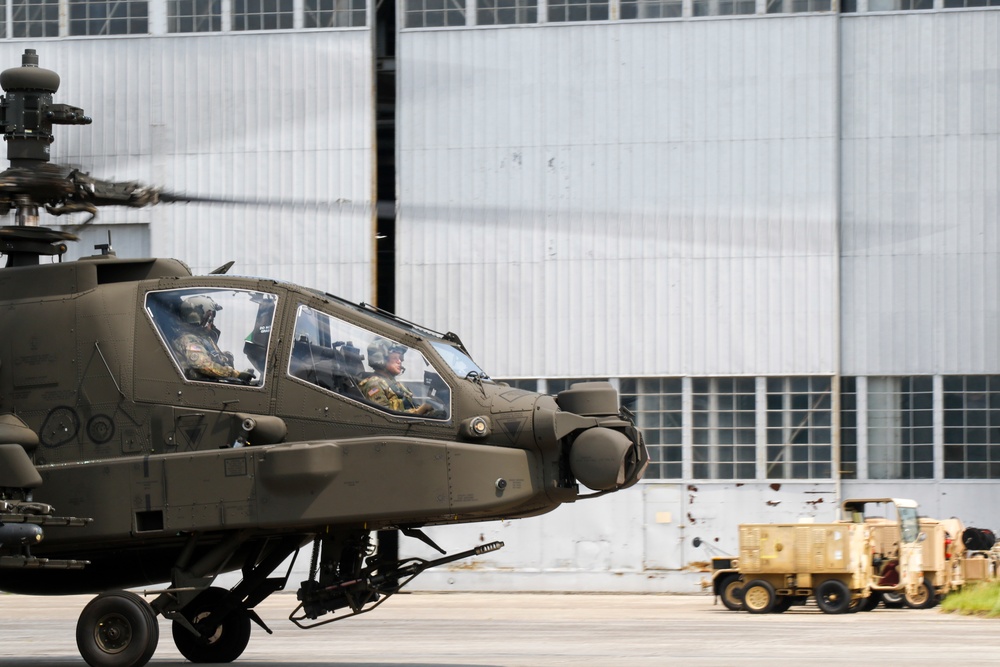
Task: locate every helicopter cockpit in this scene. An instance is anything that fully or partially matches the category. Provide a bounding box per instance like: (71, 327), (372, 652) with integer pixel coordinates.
(289, 304), (451, 420)
(145, 288), (277, 386)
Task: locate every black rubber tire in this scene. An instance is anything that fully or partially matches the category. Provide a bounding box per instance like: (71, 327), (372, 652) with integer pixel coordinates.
(881, 590), (906, 608)
(771, 596), (794, 613)
(815, 579), (852, 614)
(964, 527), (996, 551)
(860, 591), (881, 611)
(719, 574), (745, 611)
(983, 529), (997, 549)
(76, 590), (159, 667)
(905, 577), (937, 610)
(742, 579), (776, 614)
(172, 587), (251, 664)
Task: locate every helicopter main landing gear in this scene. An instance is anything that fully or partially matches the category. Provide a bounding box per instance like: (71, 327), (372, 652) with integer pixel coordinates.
(171, 586), (252, 664)
(75, 590), (159, 667)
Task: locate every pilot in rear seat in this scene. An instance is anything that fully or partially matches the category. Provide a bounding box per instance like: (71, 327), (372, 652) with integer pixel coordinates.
(175, 295), (255, 384)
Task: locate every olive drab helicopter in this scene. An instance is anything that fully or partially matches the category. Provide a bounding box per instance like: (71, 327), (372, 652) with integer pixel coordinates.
(0, 50), (648, 667)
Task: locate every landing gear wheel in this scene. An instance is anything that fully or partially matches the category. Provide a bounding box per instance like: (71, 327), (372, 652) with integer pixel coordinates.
(815, 579), (852, 614)
(172, 586), (251, 664)
(76, 590), (159, 667)
(905, 577), (937, 609)
(742, 579), (776, 614)
(719, 575), (745, 611)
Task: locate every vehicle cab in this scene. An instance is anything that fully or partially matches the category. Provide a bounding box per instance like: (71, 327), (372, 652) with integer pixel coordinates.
(840, 497), (924, 599)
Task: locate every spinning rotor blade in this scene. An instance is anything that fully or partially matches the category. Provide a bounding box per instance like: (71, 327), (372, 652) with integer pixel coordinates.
(53, 176), (355, 233)
(155, 190), (354, 209)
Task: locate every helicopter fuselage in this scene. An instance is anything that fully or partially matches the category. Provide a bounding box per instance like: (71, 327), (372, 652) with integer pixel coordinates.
(0, 254), (646, 594)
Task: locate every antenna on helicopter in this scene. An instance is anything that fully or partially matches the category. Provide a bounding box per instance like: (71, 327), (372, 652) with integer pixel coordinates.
(94, 230), (115, 257)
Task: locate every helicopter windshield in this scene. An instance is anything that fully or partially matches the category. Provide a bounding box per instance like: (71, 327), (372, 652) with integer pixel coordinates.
(289, 304), (450, 420)
(430, 341), (490, 380)
(145, 288), (277, 387)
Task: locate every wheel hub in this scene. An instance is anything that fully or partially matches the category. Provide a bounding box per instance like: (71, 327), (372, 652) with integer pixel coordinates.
(745, 588), (767, 608)
(95, 613), (132, 654)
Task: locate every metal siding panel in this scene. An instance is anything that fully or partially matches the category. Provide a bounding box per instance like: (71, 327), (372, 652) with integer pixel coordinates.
(399, 18), (840, 379)
(841, 12), (1000, 375)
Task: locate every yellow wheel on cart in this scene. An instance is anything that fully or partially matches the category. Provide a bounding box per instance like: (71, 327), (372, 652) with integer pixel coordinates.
(905, 577), (937, 610)
(742, 580), (775, 614)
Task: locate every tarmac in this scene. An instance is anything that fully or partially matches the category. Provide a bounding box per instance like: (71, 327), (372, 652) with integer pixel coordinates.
(3, 591), (1000, 666)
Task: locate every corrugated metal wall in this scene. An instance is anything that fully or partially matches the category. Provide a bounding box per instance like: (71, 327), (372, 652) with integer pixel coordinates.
(840, 12), (1000, 375)
(397, 18), (841, 379)
(394, 12), (1000, 591)
(397, 11), (1000, 380)
(0, 33), (374, 302)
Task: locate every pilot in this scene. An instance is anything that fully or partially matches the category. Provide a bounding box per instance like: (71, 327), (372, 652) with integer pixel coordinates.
(174, 295), (255, 384)
(358, 338), (433, 415)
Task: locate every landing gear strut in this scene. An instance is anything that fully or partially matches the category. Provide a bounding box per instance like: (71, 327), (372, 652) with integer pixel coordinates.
(155, 534), (303, 664)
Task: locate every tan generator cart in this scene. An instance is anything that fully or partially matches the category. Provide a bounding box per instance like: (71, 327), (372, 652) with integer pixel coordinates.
(712, 498), (923, 614)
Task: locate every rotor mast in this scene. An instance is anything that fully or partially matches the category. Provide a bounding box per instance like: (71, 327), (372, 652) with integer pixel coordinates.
(0, 50), (90, 266)
(0, 49), (206, 267)
(0, 49), (91, 227)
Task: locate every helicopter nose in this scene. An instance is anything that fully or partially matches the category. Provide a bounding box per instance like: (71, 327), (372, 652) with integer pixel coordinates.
(531, 382), (648, 494)
(567, 426), (637, 491)
(557, 382), (647, 491)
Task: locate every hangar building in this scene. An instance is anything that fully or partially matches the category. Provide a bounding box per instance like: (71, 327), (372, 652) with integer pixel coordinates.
(1, 0), (997, 591)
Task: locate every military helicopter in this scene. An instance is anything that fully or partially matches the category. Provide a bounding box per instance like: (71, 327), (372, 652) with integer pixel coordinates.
(0, 49), (648, 667)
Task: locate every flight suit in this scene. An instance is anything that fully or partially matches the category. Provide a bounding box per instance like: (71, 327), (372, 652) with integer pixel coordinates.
(358, 373), (418, 413)
(174, 329), (242, 380)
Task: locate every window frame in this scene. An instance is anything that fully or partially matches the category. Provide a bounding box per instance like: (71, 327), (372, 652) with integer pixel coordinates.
(287, 303), (453, 421)
(145, 287), (277, 389)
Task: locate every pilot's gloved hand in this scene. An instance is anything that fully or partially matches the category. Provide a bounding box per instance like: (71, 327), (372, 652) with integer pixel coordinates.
(237, 370), (255, 383)
(414, 403), (434, 416)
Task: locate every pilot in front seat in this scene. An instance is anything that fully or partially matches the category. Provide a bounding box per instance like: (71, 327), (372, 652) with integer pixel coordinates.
(358, 338), (433, 415)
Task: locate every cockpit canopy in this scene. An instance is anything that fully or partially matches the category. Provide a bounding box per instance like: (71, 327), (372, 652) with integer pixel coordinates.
(146, 288), (275, 386)
(145, 289), (481, 421)
(289, 304), (451, 420)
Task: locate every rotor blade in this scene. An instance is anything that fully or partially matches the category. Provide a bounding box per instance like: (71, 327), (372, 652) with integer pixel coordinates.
(156, 190), (354, 209)
(52, 186), (357, 234)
